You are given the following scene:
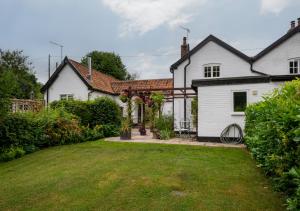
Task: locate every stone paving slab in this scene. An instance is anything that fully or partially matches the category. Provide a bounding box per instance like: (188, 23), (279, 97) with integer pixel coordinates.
(105, 131), (246, 148)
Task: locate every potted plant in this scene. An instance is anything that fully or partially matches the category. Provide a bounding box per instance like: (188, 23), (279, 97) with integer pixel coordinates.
(120, 119), (131, 140)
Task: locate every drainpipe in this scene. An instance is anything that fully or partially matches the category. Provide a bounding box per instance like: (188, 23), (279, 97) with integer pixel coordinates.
(183, 45), (191, 123)
(88, 90), (94, 101)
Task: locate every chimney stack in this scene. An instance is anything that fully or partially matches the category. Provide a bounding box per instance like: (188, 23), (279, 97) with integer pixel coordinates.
(291, 20), (296, 30)
(181, 37), (189, 58)
(87, 57), (92, 81)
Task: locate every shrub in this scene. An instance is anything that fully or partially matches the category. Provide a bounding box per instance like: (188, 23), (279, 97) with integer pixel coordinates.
(0, 112), (36, 150)
(50, 97), (121, 128)
(0, 109), (83, 150)
(0, 97), (121, 162)
(154, 115), (173, 131)
(0, 147), (25, 162)
(87, 97), (121, 128)
(35, 109), (83, 146)
(50, 100), (91, 126)
(82, 125), (104, 141)
(154, 115), (174, 140)
(244, 79), (300, 210)
(159, 129), (172, 140)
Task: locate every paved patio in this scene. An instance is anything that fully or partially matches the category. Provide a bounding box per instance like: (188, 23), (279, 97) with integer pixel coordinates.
(105, 129), (246, 148)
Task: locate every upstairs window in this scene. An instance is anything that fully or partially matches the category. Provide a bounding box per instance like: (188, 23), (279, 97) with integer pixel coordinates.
(60, 94), (74, 101)
(204, 64), (220, 78)
(289, 58), (300, 74)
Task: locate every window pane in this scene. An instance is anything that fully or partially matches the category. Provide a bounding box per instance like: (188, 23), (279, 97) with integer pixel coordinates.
(60, 95), (67, 100)
(233, 92), (247, 112)
(68, 95), (74, 100)
(213, 66), (220, 77)
(290, 61), (294, 68)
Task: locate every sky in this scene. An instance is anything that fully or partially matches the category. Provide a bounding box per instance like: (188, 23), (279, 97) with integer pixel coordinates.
(0, 0), (299, 83)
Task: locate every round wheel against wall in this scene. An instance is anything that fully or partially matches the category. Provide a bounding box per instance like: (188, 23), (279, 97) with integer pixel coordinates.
(220, 123), (243, 144)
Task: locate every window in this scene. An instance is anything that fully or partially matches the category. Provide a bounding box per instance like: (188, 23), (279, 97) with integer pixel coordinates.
(60, 94), (74, 101)
(213, 66), (220, 77)
(233, 92), (247, 112)
(204, 66), (211, 77)
(204, 65), (220, 78)
(289, 58), (300, 74)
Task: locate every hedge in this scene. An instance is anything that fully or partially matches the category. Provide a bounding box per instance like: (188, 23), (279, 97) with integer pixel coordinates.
(0, 97), (122, 162)
(244, 79), (300, 210)
(50, 97), (121, 128)
(0, 108), (110, 161)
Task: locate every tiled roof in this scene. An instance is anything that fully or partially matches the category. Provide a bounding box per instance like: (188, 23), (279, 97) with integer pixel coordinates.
(41, 57), (173, 95)
(69, 59), (119, 94)
(111, 78), (173, 94)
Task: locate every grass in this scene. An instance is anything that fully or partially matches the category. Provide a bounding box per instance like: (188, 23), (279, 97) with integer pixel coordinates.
(0, 141), (284, 210)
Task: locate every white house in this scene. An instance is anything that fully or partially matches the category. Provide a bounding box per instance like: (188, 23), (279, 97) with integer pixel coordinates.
(41, 58), (173, 124)
(42, 19), (300, 141)
(170, 19), (300, 141)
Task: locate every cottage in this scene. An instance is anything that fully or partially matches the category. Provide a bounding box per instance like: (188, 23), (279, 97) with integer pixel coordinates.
(41, 58), (173, 124)
(171, 19), (300, 141)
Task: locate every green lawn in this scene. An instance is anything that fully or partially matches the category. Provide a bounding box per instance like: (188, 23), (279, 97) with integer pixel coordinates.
(0, 141), (284, 211)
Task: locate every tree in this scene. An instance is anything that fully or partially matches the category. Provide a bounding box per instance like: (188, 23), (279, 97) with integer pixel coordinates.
(0, 49), (42, 99)
(0, 70), (17, 118)
(81, 51), (136, 80)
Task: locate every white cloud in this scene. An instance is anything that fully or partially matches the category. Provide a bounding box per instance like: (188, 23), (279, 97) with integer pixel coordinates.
(261, 0), (293, 14)
(124, 50), (178, 79)
(102, 0), (206, 36)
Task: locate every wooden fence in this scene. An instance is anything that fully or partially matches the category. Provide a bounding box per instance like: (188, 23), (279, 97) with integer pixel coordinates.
(11, 99), (45, 113)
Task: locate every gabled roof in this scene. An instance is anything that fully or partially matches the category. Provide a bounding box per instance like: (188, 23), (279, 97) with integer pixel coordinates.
(41, 57), (173, 95)
(253, 25), (300, 61)
(41, 57), (119, 95)
(111, 78), (173, 94)
(170, 35), (251, 72)
(69, 59), (119, 94)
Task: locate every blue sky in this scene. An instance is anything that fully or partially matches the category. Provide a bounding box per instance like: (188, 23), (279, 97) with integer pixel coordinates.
(0, 0), (299, 83)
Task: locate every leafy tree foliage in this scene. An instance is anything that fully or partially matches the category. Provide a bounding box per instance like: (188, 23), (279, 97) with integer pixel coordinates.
(81, 51), (136, 80)
(0, 70), (17, 117)
(0, 49), (42, 99)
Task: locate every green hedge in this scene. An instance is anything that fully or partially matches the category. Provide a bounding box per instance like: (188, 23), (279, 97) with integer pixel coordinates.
(0, 108), (110, 161)
(50, 97), (121, 128)
(244, 79), (300, 210)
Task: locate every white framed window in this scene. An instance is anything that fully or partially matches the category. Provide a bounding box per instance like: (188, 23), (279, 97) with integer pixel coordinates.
(232, 91), (247, 113)
(204, 64), (220, 78)
(60, 94), (74, 101)
(289, 58), (300, 74)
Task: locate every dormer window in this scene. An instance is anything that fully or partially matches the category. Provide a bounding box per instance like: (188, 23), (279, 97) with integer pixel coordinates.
(289, 58), (300, 74)
(204, 64), (220, 78)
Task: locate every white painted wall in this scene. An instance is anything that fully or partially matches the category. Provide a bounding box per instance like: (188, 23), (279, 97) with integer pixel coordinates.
(162, 101), (173, 116)
(173, 40), (257, 131)
(46, 64), (90, 103)
(174, 41), (256, 89)
(253, 33), (300, 75)
(45, 64), (120, 107)
(197, 82), (282, 137)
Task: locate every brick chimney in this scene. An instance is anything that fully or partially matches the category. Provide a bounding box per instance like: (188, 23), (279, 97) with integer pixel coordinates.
(291, 20), (296, 30)
(181, 37), (189, 58)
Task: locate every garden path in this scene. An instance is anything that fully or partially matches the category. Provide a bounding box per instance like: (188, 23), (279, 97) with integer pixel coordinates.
(106, 129), (245, 148)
